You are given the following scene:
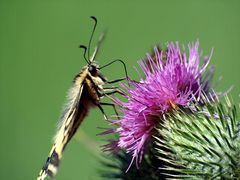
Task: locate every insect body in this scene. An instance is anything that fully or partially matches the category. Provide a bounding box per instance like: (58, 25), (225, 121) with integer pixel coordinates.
(37, 16), (126, 180)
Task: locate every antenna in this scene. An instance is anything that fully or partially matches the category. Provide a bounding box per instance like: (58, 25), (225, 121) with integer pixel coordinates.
(88, 16), (98, 61)
(79, 45), (89, 64)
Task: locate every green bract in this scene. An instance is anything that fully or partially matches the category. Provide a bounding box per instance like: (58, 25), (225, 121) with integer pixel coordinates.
(155, 96), (240, 179)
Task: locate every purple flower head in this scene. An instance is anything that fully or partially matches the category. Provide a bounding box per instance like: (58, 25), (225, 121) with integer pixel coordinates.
(105, 41), (212, 171)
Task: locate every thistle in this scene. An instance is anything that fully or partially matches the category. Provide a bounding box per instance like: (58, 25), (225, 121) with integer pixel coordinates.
(100, 41), (240, 179)
(101, 96), (240, 179)
(103, 41), (213, 170)
(155, 96), (240, 179)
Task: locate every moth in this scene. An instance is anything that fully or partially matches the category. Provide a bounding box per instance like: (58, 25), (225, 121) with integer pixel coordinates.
(37, 16), (127, 180)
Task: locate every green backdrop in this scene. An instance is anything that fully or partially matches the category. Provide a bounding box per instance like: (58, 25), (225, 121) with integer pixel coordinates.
(0, 0), (240, 179)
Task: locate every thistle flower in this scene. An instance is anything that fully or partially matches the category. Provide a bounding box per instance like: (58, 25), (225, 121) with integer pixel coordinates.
(104, 41), (213, 170)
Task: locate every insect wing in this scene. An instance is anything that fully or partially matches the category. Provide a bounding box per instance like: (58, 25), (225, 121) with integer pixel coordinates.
(38, 79), (85, 179)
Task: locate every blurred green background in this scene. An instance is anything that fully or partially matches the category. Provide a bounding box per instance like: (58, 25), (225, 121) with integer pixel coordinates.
(0, 0), (240, 179)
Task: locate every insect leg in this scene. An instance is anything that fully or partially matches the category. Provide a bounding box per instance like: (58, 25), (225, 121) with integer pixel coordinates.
(107, 77), (126, 84)
(100, 102), (120, 120)
(100, 59), (129, 84)
(95, 86), (123, 121)
(102, 86), (118, 90)
(104, 89), (125, 96)
(97, 104), (109, 122)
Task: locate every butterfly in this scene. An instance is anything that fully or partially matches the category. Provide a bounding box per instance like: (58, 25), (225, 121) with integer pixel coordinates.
(37, 16), (128, 180)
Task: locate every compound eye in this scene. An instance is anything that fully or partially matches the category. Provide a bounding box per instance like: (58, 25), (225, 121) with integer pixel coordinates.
(88, 65), (97, 75)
